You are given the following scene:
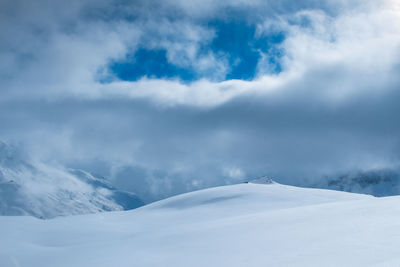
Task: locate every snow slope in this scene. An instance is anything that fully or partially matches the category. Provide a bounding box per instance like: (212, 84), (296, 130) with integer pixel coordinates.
(0, 142), (143, 218)
(2, 182), (400, 267)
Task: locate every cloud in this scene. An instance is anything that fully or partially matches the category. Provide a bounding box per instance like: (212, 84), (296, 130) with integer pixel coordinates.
(1, 0), (400, 201)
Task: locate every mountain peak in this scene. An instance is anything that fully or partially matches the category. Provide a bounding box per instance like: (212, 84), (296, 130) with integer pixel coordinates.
(249, 176), (276, 185)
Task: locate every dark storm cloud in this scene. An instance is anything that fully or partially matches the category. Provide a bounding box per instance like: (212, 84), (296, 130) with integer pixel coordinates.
(1, 0), (400, 201)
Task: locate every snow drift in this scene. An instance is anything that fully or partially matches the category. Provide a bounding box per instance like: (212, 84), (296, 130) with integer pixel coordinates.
(1, 181), (400, 266)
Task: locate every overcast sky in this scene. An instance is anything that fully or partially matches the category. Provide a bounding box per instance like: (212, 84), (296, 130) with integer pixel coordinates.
(1, 0), (400, 201)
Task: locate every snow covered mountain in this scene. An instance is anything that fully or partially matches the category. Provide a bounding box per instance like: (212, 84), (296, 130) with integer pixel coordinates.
(314, 169), (400, 197)
(248, 175), (276, 184)
(0, 141), (143, 218)
(2, 182), (400, 267)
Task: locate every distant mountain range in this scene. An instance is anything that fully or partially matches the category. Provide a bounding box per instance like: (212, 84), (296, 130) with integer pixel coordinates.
(2, 140), (400, 219)
(0, 141), (143, 219)
(313, 169), (400, 197)
(247, 171), (400, 197)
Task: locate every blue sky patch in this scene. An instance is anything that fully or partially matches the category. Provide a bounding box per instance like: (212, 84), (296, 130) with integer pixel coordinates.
(110, 49), (197, 82)
(109, 20), (285, 82)
(208, 20), (284, 80)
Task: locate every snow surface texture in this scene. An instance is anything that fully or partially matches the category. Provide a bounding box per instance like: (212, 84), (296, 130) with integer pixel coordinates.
(0, 142), (143, 218)
(2, 182), (400, 267)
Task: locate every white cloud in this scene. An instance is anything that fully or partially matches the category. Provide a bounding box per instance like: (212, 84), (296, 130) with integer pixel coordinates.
(13, 0), (397, 108)
(3, 0), (398, 107)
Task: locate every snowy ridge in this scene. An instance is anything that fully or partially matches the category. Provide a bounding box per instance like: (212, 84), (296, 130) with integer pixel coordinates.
(3, 182), (400, 266)
(0, 142), (143, 218)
